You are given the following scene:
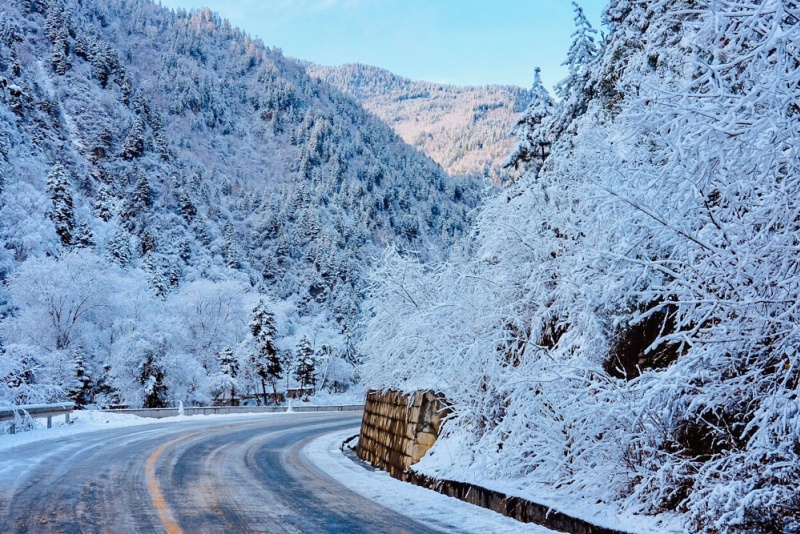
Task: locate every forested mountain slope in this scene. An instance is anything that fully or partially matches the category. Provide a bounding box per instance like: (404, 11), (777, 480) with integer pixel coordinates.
(307, 63), (530, 184)
(0, 0), (478, 409)
(361, 1), (800, 531)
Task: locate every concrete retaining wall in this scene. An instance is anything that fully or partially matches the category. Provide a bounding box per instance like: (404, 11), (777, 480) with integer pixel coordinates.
(356, 389), (449, 478)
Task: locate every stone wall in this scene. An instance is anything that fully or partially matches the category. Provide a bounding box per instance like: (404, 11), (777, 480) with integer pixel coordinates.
(355, 391), (631, 534)
(357, 389), (449, 478)
(404, 471), (629, 534)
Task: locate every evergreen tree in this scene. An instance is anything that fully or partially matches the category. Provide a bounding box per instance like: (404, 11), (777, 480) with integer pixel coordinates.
(73, 221), (94, 249)
(44, 6), (64, 42)
(143, 253), (168, 299)
(93, 184), (116, 221)
(120, 117), (145, 160)
(68, 352), (93, 408)
(249, 301), (281, 401)
(293, 336), (317, 393)
(50, 27), (71, 75)
(73, 35), (88, 59)
(107, 230), (132, 267)
(223, 224), (241, 269)
(215, 346), (238, 405)
(133, 174), (153, 209)
(552, 2), (600, 137)
(179, 192), (197, 221)
(91, 42), (117, 88)
(502, 67), (555, 173)
(46, 164), (75, 247)
(140, 353), (167, 408)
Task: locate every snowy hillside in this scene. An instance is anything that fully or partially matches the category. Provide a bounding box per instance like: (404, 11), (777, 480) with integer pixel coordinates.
(361, 1), (800, 532)
(0, 0), (479, 409)
(307, 63), (530, 184)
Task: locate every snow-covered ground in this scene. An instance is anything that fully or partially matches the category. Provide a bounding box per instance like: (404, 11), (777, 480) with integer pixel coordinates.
(298, 388), (366, 406)
(412, 434), (685, 534)
(304, 428), (555, 534)
(0, 410), (164, 453)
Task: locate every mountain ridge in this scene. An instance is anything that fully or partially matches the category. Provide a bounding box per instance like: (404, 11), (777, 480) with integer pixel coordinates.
(306, 62), (531, 184)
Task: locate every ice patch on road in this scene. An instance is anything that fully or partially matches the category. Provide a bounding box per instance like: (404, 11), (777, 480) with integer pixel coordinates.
(303, 427), (555, 534)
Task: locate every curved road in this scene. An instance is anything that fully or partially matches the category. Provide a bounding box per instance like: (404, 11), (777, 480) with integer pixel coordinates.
(0, 412), (439, 533)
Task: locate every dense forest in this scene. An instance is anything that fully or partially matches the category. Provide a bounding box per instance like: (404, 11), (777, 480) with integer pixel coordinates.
(361, 1), (800, 531)
(0, 0), (479, 410)
(307, 62), (530, 184)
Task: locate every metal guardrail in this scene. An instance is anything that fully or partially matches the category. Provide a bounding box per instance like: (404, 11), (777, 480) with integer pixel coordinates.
(106, 404), (365, 419)
(0, 402), (75, 434)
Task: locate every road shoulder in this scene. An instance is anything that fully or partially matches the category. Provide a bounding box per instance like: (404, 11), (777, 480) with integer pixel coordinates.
(303, 427), (555, 534)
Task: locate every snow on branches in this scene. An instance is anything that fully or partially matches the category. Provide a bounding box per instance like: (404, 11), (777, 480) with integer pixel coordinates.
(362, 1), (800, 531)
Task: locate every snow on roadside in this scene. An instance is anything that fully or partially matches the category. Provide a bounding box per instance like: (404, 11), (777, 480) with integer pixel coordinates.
(413, 433), (686, 534)
(0, 410), (164, 453)
(0, 409), (290, 453)
(303, 427), (556, 534)
(298, 389), (366, 406)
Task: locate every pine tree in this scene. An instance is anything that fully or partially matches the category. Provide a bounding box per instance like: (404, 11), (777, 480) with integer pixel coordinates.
(249, 301), (281, 402)
(552, 2), (600, 137)
(91, 42), (117, 88)
(143, 253), (168, 299)
(44, 6), (63, 42)
(93, 184), (115, 221)
(502, 67), (555, 173)
(68, 353), (93, 408)
(46, 164), (75, 247)
(140, 353), (167, 408)
(133, 174), (153, 209)
(73, 220), (95, 249)
(73, 35), (87, 59)
(179, 192), (197, 222)
(107, 230), (131, 267)
(120, 116), (145, 160)
(50, 27), (71, 75)
(293, 336), (317, 393)
(216, 346), (238, 405)
(223, 224), (241, 269)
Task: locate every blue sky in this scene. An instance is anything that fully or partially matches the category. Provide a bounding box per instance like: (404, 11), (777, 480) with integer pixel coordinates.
(158, 0), (607, 90)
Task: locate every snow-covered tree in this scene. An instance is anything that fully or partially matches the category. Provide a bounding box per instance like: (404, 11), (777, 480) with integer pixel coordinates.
(551, 1), (599, 138)
(293, 336), (317, 392)
(140, 352), (167, 409)
(502, 67), (554, 173)
(120, 116), (145, 160)
(212, 346), (238, 405)
(248, 300), (282, 401)
(68, 352), (93, 408)
(363, 1), (800, 531)
(46, 165), (75, 247)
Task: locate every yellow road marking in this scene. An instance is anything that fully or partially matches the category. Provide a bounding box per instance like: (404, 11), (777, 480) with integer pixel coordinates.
(145, 432), (201, 534)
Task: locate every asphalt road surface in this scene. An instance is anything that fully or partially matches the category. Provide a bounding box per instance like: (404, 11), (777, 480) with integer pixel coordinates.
(0, 412), (440, 533)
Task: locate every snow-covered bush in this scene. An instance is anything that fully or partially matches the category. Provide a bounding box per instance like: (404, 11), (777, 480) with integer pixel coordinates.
(361, 1), (800, 531)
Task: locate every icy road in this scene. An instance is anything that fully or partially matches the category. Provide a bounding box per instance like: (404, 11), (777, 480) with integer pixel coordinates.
(0, 412), (550, 533)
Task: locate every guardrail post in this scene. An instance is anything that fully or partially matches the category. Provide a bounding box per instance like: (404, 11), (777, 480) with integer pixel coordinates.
(65, 413), (70, 424)
(9, 423), (15, 435)
(47, 415), (52, 428)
